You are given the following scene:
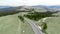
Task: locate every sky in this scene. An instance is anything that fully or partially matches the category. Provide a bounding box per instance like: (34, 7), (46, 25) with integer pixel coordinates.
(0, 0), (60, 6)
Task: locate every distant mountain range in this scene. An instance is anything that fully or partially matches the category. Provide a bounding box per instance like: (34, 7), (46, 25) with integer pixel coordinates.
(33, 5), (60, 9)
(0, 6), (13, 9)
(0, 5), (60, 12)
(0, 5), (60, 9)
(0, 5), (59, 16)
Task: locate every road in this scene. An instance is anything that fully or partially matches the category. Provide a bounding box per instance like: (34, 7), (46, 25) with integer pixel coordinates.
(24, 17), (44, 34)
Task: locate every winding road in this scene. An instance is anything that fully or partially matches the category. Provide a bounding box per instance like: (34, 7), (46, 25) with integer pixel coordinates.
(24, 17), (44, 34)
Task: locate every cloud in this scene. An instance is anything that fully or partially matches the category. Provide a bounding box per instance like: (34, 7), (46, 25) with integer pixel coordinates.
(0, 0), (60, 6)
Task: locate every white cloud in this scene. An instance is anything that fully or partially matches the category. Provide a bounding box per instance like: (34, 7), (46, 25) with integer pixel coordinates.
(0, 0), (60, 6)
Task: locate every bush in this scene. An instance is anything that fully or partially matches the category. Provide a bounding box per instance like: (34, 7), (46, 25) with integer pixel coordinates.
(18, 16), (24, 22)
(42, 23), (48, 34)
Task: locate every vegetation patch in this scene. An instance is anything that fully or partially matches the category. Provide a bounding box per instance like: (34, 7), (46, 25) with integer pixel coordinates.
(41, 23), (48, 34)
(24, 12), (55, 21)
(46, 17), (60, 34)
(18, 16), (24, 22)
(0, 14), (21, 34)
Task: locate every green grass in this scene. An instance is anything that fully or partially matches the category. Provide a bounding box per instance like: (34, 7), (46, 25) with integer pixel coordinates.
(46, 17), (60, 34)
(0, 12), (34, 34)
(45, 12), (60, 34)
(0, 14), (21, 34)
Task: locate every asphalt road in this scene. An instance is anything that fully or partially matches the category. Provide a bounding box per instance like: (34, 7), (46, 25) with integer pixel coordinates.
(24, 17), (44, 34)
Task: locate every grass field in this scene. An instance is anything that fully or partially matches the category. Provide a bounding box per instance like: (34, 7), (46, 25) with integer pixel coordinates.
(0, 14), (21, 34)
(46, 17), (60, 34)
(0, 12), (34, 34)
(46, 12), (60, 34)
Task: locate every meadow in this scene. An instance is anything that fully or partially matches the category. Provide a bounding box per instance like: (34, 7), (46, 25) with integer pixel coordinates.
(0, 12), (34, 34)
(46, 12), (60, 34)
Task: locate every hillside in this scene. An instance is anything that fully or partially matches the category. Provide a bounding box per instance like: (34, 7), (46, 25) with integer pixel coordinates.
(0, 5), (60, 34)
(0, 12), (34, 34)
(0, 13), (21, 34)
(46, 12), (60, 34)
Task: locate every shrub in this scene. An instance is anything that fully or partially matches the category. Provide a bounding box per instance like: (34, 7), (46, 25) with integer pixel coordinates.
(42, 23), (48, 34)
(18, 16), (24, 22)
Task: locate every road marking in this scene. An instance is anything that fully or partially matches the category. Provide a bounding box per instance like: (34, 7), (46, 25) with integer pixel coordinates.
(42, 18), (47, 22)
(38, 26), (42, 30)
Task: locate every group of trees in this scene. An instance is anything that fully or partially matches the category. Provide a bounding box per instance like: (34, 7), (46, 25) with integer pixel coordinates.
(24, 12), (55, 21)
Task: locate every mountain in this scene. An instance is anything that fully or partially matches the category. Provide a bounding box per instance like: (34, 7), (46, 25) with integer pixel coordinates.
(33, 5), (60, 9)
(0, 6), (13, 9)
(32, 5), (47, 9)
(47, 5), (60, 8)
(0, 6), (24, 14)
(0, 5), (60, 13)
(33, 5), (60, 12)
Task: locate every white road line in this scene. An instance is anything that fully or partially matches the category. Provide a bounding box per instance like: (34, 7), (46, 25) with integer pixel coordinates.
(38, 26), (42, 30)
(42, 18), (47, 22)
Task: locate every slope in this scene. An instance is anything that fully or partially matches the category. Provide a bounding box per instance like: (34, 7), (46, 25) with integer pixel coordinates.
(0, 13), (21, 34)
(46, 12), (60, 34)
